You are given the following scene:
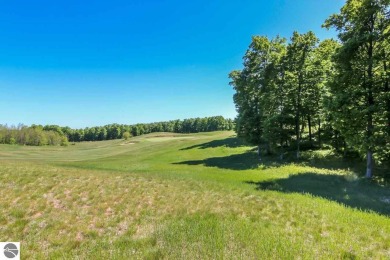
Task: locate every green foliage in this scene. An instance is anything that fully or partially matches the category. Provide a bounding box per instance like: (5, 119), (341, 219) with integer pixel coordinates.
(0, 125), (67, 146)
(1, 117), (234, 146)
(230, 32), (336, 159)
(61, 136), (69, 146)
(62, 116), (234, 142)
(9, 137), (16, 145)
(230, 0), (390, 175)
(122, 131), (131, 140)
(323, 0), (390, 176)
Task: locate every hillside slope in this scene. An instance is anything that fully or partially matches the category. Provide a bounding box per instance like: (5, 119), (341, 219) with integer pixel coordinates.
(0, 131), (389, 259)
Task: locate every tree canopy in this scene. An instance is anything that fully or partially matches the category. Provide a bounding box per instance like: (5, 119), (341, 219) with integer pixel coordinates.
(229, 0), (390, 177)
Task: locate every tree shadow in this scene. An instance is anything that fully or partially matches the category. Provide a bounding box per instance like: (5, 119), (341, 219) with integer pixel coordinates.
(173, 152), (264, 170)
(179, 137), (355, 171)
(174, 150), (357, 172)
(246, 173), (390, 216)
(180, 137), (245, 150)
(177, 137), (390, 183)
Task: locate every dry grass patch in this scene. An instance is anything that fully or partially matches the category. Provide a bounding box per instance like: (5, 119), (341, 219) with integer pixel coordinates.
(0, 161), (389, 259)
(0, 131), (389, 259)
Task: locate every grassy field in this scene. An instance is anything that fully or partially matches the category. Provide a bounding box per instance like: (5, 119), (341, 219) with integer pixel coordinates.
(0, 131), (389, 259)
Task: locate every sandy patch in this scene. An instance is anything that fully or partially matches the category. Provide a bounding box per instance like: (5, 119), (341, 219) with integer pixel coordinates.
(120, 142), (136, 146)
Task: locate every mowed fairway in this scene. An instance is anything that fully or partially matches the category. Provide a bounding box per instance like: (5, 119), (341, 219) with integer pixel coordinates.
(0, 131), (389, 259)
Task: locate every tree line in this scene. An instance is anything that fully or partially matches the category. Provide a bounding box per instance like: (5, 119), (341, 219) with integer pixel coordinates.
(64, 116), (233, 142)
(229, 0), (389, 178)
(0, 124), (68, 146)
(0, 116), (234, 145)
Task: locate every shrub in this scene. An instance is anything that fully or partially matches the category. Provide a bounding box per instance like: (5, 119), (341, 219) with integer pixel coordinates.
(9, 137), (16, 145)
(122, 131), (131, 140)
(61, 136), (69, 146)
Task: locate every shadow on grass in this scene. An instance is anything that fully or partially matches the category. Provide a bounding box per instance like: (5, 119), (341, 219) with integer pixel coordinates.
(179, 137), (357, 170)
(246, 173), (390, 216)
(173, 150), (352, 172)
(173, 152), (262, 170)
(180, 137), (245, 151)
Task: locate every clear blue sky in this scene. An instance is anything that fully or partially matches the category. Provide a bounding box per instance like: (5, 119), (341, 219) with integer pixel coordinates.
(0, 0), (344, 128)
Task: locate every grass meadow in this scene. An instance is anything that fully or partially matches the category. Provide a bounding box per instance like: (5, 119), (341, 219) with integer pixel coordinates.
(0, 131), (389, 259)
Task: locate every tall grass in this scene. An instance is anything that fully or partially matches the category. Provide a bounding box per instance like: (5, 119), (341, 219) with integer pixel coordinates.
(0, 131), (389, 259)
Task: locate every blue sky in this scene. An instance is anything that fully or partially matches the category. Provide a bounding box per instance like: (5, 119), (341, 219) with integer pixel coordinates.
(0, 0), (344, 128)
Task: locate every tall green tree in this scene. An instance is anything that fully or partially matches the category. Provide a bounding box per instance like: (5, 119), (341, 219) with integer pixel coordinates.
(230, 36), (277, 159)
(313, 39), (341, 148)
(284, 31), (319, 158)
(259, 36), (290, 158)
(324, 0), (390, 177)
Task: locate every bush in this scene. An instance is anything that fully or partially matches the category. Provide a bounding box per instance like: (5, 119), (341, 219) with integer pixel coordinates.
(122, 132), (131, 140)
(9, 137), (16, 145)
(61, 136), (69, 146)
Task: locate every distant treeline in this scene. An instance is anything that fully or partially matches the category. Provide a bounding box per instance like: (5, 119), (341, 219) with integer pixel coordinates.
(0, 116), (234, 145)
(0, 125), (68, 146)
(65, 116), (234, 142)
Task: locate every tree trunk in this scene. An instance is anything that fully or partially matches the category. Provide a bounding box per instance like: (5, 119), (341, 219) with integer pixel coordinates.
(384, 60), (390, 134)
(308, 116), (312, 147)
(296, 84), (301, 159)
(318, 118), (321, 148)
(296, 114), (300, 159)
(366, 106), (374, 178)
(280, 148), (284, 160)
(280, 122), (284, 160)
(257, 144), (261, 161)
(266, 142), (271, 155)
(366, 150), (373, 178)
(343, 140), (347, 158)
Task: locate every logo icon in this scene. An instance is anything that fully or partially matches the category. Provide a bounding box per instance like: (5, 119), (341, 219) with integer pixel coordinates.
(3, 243), (19, 259)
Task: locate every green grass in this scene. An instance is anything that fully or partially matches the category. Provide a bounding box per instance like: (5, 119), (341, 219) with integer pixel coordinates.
(0, 131), (389, 259)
